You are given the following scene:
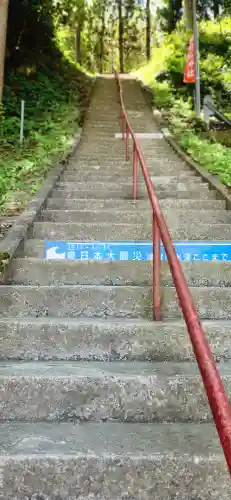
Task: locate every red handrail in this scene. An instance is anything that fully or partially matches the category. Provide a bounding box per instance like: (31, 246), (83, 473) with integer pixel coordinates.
(114, 71), (231, 474)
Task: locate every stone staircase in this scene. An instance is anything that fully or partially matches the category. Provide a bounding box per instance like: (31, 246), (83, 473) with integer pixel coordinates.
(0, 75), (230, 498)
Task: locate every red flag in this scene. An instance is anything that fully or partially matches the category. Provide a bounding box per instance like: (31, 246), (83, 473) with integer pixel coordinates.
(184, 38), (195, 83)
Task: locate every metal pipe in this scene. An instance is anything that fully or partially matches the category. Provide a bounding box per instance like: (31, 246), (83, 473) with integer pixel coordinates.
(114, 70), (231, 473)
(133, 143), (138, 200)
(153, 215), (161, 321)
(122, 113), (125, 140)
(193, 0), (201, 116)
(126, 125), (129, 161)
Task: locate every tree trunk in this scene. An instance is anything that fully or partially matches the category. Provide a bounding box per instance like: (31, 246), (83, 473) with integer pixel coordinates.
(99, 3), (105, 73)
(0, 0), (9, 102)
(184, 0), (193, 30)
(213, 0), (220, 17)
(76, 25), (81, 64)
(117, 0), (124, 73)
(146, 0), (151, 61)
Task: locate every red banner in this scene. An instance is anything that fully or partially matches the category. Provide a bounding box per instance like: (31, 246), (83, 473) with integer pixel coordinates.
(184, 38), (195, 83)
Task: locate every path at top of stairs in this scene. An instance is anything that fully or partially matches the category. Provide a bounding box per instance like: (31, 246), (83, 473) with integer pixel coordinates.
(0, 75), (230, 499)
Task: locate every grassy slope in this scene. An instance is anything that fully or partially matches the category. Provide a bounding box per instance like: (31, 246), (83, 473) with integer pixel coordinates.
(137, 17), (231, 187)
(0, 61), (94, 218)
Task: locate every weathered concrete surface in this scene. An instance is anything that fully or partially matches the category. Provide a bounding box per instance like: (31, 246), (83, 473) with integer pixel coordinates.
(61, 170), (203, 182)
(0, 422), (228, 500)
(21, 239), (231, 260)
(31, 220), (231, 240)
(62, 166), (199, 176)
(41, 208), (231, 224)
(0, 132), (82, 281)
(54, 187), (217, 200)
(0, 284), (153, 318)
(32, 221), (153, 240)
(0, 360), (230, 422)
(66, 161), (201, 176)
(1, 75), (231, 497)
(9, 258), (231, 287)
(1, 318), (231, 362)
(47, 196), (226, 210)
(2, 284), (231, 319)
(56, 179), (212, 196)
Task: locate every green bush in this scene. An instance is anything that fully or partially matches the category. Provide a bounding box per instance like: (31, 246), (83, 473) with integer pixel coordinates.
(152, 81), (174, 109)
(138, 16), (231, 102)
(179, 132), (231, 186)
(0, 59), (93, 212)
(137, 16), (231, 188)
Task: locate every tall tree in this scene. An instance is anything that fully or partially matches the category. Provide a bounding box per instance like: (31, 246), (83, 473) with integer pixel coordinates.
(0, 0), (9, 102)
(157, 0), (183, 33)
(75, 0), (86, 63)
(99, 0), (106, 73)
(146, 0), (151, 60)
(184, 0), (193, 29)
(117, 0), (124, 72)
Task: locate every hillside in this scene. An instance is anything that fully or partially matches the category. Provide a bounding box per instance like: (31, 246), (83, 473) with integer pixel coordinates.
(0, 0), (94, 225)
(137, 16), (231, 186)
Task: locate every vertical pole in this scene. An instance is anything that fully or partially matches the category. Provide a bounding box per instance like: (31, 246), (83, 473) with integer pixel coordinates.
(20, 100), (25, 145)
(133, 143), (138, 200)
(122, 113), (125, 140)
(193, 0), (201, 116)
(153, 214), (161, 321)
(126, 125), (129, 161)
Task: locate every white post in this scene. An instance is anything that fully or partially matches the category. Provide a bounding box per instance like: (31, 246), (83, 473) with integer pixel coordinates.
(193, 0), (201, 116)
(20, 100), (25, 145)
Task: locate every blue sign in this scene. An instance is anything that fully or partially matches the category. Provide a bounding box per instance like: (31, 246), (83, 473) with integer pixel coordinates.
(44, 240), (231, 262)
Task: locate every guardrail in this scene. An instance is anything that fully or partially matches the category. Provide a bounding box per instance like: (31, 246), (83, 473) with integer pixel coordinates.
(114, 70), (231, 474)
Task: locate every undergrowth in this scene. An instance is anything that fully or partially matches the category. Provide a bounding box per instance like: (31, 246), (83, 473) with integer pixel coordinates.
(137, 16), (231, 187)
(0, 61), (93, 214)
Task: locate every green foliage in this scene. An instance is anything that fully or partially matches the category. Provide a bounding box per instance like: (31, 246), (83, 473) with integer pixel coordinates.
(152, 81), (174, 109)
(157, 0), (183, 33)
(1, 56), (92, 212)
(179, 132), (231, 186)
(55, 0), (155, 73)
(3, 61), (82, 140)
(0, 97), (79, 212)
(6, 0), (59, 70)
(138, 15), (231, 188)
(138, 16), (231, 101)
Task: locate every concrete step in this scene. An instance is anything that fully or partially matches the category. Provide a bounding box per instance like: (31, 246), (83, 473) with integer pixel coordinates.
(41, 208), (231, 225)
(1, 284), (231, 319)
(31, 221), (231, 240)
(73, 153), (200, 164)
(25, 237), (231, 259)
(9, 259), (231, 288)
(46, 197), (226, 211)
(32, 221), (152, 239)
(64, 168), (201, 179)
(61, 172), (202, 182)
(57, 180), (209, 191)
(0, 422), (227, 499)
(68, 157), (190, 169)
(1, 317), (231, 362)
(0, 359), (230, 422)
(54, 185), (215, 200)
(60, 173), (201, 186)
(77, 148), (181, 158)
(72, 158), (204, 171)
(71, 157), (190, 168)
